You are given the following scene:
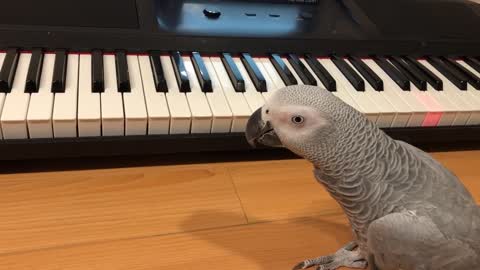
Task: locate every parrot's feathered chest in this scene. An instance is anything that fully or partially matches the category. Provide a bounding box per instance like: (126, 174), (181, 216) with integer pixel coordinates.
(313, 128), (480, 256)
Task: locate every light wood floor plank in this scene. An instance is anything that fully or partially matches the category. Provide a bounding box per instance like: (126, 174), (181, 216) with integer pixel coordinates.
(227, 150), (480, 222)
(0, 213), (353, 270)
(0, 165), (246, 254)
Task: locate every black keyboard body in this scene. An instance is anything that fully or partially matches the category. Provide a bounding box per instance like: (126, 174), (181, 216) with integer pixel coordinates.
(0, 0), (480, 160)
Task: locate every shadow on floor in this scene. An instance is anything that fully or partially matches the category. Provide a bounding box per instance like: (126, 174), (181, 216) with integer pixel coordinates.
(180, 210), (352, 270)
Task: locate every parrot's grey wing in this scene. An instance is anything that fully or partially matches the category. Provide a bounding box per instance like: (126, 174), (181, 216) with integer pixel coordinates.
(367, 211), (479, 270)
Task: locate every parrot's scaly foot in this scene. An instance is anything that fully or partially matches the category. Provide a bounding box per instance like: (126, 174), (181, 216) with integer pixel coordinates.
(292, 242), (367, 270)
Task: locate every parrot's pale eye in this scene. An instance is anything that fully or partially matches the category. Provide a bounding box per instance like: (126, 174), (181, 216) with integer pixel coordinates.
(291, 115), (304, 124)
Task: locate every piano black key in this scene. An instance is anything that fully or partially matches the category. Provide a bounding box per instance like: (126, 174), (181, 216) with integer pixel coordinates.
(91, 49), (104, 93)
(270, 54), (297, 86)
(389, 56), (427, 90)
(221, 53), (245, 92)
(241, 53), (267, 92)
(427, 56), (467, 90)
(0, 48), (19, 93)
(171, 51), (190, 93)
(305, 55), (336, 92)
(25, 48), (44, 93)
(51, 49), (68, 93)
(331, 55), (364, 91)
(287, 54), (317, 86)
(149, 52), (168, 93)
(373, 56), (410, 90)
(444, 58), (480, 90)
(115, 50), (131, 92)
(464, 57), (480, 74)
(348, 56), (383, 91)
(404, 56), (443, 90)
(191, 52), (212, 93)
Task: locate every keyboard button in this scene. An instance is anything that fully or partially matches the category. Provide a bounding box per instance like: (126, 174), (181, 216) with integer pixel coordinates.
(322, 58), (379, 123)
(317, 58), (367, 117)
(162, 55), (191, 134)
(211, 56), (251, 132)
(348, 56), (383, 91)
(25, 48), (44, 93)
(287, 54), (317, 86)
(78, 54), (101, 137)
(368, 60), (428, 127)
(101, 53), (124, 136)
(183, 55), (213, 133)
(191, 52), (213, 93)
(455, 59), (480, 124)
(305, 54), (336, 92)
(221, 53), (245, 92)
(202, 56), (233, 133)
(373, 56), (410, 90)
(331, 55), (364, 91)
(346, 58), (396, 127)
(464, 57), (480, 74)
(427, 56), (467, 90)
(52, 49), (68, 93)
(257, 57), (285, 90)
(92, 49), (104, 93)
(123, 55), (148, 135)
(26, 52), (55, 138)
(420, 60), (475, 126)
(241, 53), (267, 92)
(253, 57), (277, 101)
(234, 56), (265, 111)
(444, 58), (480, 90)
(363, 59), (416, 127)
(115, 51), (131, 92)
(53, 53), (79, 138)
(139, 55), (170, 134)
(389, 56), (427, 90)
(1, 52), (31, 139)
(270, 54), (297, 86)
(0, 48), (19, 93)
(171, 51), (190, 93)
(149, 51), (168, 93)
(404, 56), (443, 90)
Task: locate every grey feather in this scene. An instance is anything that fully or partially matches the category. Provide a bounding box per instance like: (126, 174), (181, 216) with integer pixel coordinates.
(247, 85), (480, 270)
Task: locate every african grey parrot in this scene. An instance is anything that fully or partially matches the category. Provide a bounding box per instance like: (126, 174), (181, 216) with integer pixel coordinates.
(245, 85), (480, 270)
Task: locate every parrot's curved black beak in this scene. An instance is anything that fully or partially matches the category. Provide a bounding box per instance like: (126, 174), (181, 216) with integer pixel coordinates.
(245, 108), (283, 148)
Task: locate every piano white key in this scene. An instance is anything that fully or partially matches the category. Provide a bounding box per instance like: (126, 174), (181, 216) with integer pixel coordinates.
(419, 59), (478, 126)
(27, 52), (55, 138)
(53, 53), (79, 138)
(78, 54), (101, 137)
(182, 55), (213, 133)
(301, 57), (361, 114)
(282, 56), (303, 86)
(258, 57), (285, 90)
(210, 57), (251, 132)
(123, 55), (148, 135)
(1, 53), (32, 139)
(233, 57), (265, 112)
(101, 54), (124, 136)
(361, 59), (413, 127)
(253, 57), (276, 101)
(138, 55), (170, 135)
(343, 59), (396, 128)
(319, 58), (379, 123)
(162, 55), (191, 134)
(367, 60), (428, 127)
(453, 60), (480, 125)
(0, 52), (7, 139)
(201, 57), (233, 133)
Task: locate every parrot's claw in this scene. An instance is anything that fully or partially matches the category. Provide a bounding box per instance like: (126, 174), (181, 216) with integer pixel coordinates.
(292, 242), (367, 270)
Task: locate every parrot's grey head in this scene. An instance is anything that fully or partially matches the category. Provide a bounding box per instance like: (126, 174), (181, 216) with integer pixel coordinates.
(246, 85), (365, 162)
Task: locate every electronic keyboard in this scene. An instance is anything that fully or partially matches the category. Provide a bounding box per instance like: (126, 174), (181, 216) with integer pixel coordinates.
(0, 0), (480, 160)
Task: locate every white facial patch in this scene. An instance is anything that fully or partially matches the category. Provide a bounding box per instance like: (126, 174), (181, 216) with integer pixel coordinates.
(269, 104), (330, 139)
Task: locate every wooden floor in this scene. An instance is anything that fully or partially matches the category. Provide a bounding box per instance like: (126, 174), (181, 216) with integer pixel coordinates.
(0, 150), (479, 270)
